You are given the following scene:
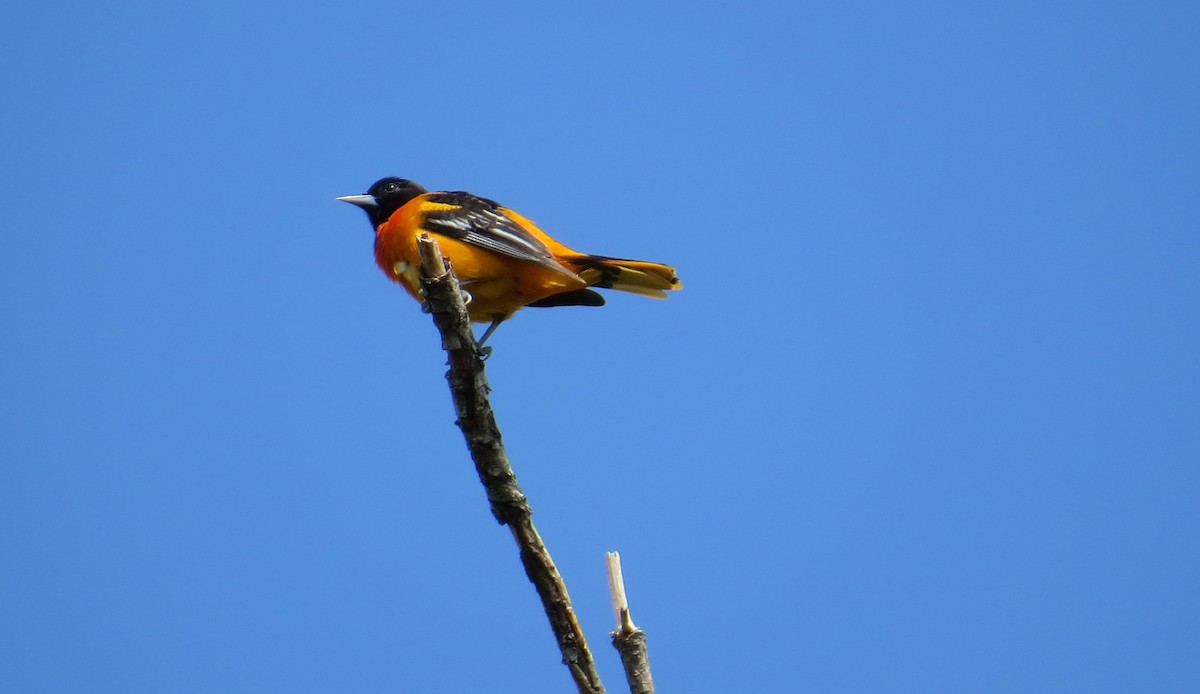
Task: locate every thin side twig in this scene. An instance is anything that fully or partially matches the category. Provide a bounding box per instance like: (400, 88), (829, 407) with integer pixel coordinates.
(606, 552), (655, 694)
(416, 234), (606, 694)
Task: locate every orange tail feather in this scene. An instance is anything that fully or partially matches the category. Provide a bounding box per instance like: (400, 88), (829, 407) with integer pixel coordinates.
(562, 254), (682, 299)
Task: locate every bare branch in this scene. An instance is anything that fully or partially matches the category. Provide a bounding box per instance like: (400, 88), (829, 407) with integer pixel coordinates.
(606, 552), (655, 694)
(416, 234), (606, 694)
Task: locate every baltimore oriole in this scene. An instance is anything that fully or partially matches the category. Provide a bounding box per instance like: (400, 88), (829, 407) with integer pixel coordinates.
(339, 177), (682, 344)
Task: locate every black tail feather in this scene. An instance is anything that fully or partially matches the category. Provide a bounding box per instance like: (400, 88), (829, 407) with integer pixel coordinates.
(526, 288), (606, 308)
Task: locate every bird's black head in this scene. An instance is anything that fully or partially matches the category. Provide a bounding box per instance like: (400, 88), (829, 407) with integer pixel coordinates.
(337, 177), (428, 228)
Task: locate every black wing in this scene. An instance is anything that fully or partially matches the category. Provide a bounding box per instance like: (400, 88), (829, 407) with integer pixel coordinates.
(421, 192), (570, 274)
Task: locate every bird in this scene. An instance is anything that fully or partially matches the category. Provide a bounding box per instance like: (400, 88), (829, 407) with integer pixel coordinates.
(338, 177), (681, 345)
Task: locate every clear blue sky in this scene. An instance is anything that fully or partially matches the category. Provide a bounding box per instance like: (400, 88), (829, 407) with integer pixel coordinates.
(3, 2), (1197, 692)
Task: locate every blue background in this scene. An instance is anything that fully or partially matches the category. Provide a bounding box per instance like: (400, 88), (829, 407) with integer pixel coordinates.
(3, 2), (1197, 691)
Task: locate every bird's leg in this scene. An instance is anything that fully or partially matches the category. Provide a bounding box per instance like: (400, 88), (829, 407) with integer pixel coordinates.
(474, 315), (505, 357)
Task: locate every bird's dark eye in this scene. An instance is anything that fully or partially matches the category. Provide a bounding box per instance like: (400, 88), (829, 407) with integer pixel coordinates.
(383, 182), (398, 193)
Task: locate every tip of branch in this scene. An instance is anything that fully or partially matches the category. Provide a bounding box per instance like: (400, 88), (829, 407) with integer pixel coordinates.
(416, 233), (448, 279)
(606, 551), (639, 635)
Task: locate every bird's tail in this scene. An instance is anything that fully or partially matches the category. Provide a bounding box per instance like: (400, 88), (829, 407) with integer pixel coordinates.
(562, 254), (683, 299)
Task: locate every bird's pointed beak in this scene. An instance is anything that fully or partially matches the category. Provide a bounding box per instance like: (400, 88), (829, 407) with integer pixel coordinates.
(336, 194), (378, 208)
